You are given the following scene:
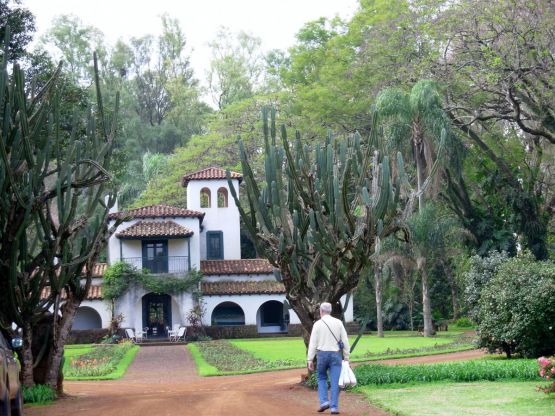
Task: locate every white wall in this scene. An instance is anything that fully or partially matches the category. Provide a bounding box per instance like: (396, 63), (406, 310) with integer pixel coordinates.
(186, 178), (241, 260)
(76, 300), (111, 329)
(202, 294), (301, 326)
(107, 217), (200, 272)
(115, 285), (195, 331)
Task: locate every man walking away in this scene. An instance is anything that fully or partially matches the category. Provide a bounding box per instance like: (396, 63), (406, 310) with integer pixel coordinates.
(307, 302), (350, 414)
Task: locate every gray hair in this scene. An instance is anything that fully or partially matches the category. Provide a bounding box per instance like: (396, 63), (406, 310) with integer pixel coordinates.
(320, 302), (332, 314)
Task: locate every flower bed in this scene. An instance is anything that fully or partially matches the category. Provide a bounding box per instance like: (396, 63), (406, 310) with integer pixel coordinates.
(64, 341), (136, 378)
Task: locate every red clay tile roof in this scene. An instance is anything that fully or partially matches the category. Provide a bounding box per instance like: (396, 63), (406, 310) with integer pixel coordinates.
(86, 263), (107, 277)
(200, 259), (274, 275)
(108, 204), (204, 220)
(201, 280), (285, 296)
(116, 220), (194, 239)
(182, 167), (242, 187)
(40, 285), (103, 300)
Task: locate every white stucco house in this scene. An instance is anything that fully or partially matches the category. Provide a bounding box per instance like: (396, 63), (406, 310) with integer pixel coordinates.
(70, 167), (354, 338)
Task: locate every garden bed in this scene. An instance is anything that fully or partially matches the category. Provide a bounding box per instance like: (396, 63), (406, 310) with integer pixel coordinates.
(64, 342), (139, 380)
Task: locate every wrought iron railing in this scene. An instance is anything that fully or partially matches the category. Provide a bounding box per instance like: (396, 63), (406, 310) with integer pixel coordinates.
(121, 256), (190, 274)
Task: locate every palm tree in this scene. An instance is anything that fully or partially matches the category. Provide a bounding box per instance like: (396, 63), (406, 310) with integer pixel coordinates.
(375, 80), (455, 336)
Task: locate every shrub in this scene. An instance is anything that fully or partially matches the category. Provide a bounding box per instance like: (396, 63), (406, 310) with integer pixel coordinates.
(463, 251), (509, 321)
(354, 359), (539, 385)
(452, 317), (475, 328)
(477, 253), (555, 358)
(22, 384), (56, 404)
(537, 356), (555, 394)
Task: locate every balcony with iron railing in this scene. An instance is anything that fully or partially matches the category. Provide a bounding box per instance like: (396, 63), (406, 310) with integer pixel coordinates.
(121, 256), (190, 274)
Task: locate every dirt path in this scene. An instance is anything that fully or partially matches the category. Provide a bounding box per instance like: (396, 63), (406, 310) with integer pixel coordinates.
(26, 348), (485, 416)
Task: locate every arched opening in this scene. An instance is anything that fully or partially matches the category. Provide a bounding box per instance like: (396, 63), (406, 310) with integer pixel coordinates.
(217, 187), (228, 208)
(200, 187), (211, 208)
(142, 293), (172, 337)
(211, 302), (245, 326)
(257, 300), (287, 333)
(72, 306), (102, 330)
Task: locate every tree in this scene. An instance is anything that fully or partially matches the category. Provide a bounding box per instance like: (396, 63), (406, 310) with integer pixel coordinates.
(0, 48), (121, 392)
(207, 27), (264, 109)
(435, 0), (555, 259)
(42, 14), (106, 84)
(0, 0), (35, 61)
(229, 109), (413, 346)
(375, 80), (451, 335)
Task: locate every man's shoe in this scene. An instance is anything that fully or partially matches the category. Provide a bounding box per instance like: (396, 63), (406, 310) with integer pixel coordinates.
(317, 403), (330, 412)
(330, 409), (340, 415)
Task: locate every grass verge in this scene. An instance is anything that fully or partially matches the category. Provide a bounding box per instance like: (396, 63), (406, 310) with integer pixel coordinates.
(359, 381), (555, 416)
(187, 343), (219, 376)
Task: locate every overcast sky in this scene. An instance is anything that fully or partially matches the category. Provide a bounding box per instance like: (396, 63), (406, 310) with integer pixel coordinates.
(23, 0), (358, 85)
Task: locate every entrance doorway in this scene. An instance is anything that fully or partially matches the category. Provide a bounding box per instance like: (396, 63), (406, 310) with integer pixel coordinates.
(142, 293), (172, 337)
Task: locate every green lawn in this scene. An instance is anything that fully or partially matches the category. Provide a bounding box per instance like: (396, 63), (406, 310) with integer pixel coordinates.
(360, 381), (555, 416)
(190, 331), (475, 375)
(231, 331), (471, 364)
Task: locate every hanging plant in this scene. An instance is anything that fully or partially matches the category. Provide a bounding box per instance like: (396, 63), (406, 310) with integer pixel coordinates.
(103, 261), (203, 300)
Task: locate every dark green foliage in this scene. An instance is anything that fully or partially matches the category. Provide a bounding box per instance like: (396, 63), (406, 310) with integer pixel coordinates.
(463, 251), (509, 321)
(354, 359), (539, 386)
(230, 108), (412, 340)
(102, 261), (203, 300)
(0, 0), (35, 61)
(477, 254), (555, 358)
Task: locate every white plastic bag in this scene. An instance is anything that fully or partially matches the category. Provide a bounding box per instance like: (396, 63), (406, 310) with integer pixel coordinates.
(338, 360), (357, 388)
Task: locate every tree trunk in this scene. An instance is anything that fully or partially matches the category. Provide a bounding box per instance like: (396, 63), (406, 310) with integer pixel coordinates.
(374, 266), (384, 337)
(414, 137), (426, 212)
(421, 266), (434, 337)
(21, 323), (35, 387)
(45, 297), (79, 394)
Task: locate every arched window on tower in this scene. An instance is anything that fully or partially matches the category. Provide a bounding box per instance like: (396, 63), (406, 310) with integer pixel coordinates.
(200, 187), (211, 208)
(217, 187), (228, 208)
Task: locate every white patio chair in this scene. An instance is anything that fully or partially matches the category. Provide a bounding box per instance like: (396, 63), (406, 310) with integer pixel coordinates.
(135, 328), (146, 342)
(125, 328), (140, 344)
(167, 326), (177, 340)
(171, 326), (186, 342)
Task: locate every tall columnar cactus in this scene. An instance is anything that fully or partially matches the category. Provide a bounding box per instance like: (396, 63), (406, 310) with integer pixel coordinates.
(0, 28), (121, 391)
(228, 109), (414, 345)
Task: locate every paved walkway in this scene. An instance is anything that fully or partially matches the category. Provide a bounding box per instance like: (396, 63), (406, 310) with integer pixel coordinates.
(26, 347), (484, 416)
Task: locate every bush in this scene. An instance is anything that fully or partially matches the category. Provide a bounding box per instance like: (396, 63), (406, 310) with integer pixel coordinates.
(477, 254), (555, 358)
(452, 317), (475, 328)
(537, 356), (555, 394)
(22, 384), (56, 404)
(354, 359), (539, 385)
(463, 251), (509, 321)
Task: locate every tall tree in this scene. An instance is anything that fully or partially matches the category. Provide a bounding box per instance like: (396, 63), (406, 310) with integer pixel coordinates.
(42, 14), (106, 84)
(0, 47), (121, 392)
(0, 0), (35, 61)
(435, 0), (554, 259)
(230, 109), (414, 346)
(375, 80), (451, 336)
(207, 27), (264, 109)
(129, 14), (197, 127)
